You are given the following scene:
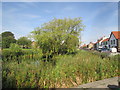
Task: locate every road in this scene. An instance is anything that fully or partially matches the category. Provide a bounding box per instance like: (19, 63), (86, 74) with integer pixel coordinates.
(76, 77), (119, 88)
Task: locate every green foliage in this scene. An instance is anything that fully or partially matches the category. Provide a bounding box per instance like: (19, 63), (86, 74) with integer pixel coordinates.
(109, 54), (120, 60)
(31, 17), (85, 56)
(10, 43), (22, 52)
(2, 49), (24, 62)
(2, 31), (15, 38)
(2, 48), (43, 61)
(2, 37), (16, 48)
(0, 34), (2, 48)
(91, 51), (109, 59)
(17, 37), (32, 48)
(2, 31), (16, 48)
(1, 18), (118, 88)
(2, 50), (118, 88)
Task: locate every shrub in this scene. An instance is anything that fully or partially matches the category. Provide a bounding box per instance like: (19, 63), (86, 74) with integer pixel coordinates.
(2, 44), (24, 61)
(109, 54), (120, 60)
(2, 50), (118, 88)
(9, 43), (22, 52)
(91, 51), (109, 59)
(2, 48), (43, 61)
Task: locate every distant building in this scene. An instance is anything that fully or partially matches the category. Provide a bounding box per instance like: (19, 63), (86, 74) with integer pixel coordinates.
(31, 41), (37, 48)
(94, 42), (97, 50)
(109, 31), (120, 52)
(80, 44), (87, 49)
(95, 36), (108, 50)
(87, 42), (94, 49)
(89, 31), (120, 52)
(101, 38), (109, 49)
(32, 41), (35, 46)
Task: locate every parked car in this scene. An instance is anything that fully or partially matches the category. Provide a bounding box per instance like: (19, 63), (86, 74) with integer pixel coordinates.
(101, 48), (109, 52)
(98, 48), (102, 52)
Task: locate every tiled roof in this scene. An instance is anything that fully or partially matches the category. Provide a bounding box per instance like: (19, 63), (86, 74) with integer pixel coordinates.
(95, 39), (101, 44)
(81, 44), (87, 47)
(102, 38), (109, 42)
(89, 42), (94, 44)
(112, 31), (120, 39)
(89, 42), (94, 45)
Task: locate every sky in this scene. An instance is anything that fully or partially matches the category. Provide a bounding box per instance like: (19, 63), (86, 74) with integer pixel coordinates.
(1, 2), (118, 45)
(1, 0), (120, 2)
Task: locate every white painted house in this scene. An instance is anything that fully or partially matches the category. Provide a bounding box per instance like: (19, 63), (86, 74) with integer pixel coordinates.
(109, 31), (120, 52)
(96, 36), (108, 50)
(101, 38), (109, 49)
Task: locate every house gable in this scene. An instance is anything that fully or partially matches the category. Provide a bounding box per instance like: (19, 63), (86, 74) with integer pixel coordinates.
(109, 32), (118, 48)
(109, 31), (120, 41)
(109, 32), (117, 41)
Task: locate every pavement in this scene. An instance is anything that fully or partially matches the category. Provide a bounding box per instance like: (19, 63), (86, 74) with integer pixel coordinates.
(76, 77), (119, 88)
(109, 52), (120, 56)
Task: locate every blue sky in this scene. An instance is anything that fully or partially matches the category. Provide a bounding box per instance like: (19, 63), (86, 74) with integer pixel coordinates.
(2, 2), (118, 45)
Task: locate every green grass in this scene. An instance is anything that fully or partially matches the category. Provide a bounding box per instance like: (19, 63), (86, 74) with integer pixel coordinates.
(2, 50), (118, 88)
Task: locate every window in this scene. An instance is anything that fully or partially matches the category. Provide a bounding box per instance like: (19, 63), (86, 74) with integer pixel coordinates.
(113, 40), (115, 44)
(111, 40), (112, 44)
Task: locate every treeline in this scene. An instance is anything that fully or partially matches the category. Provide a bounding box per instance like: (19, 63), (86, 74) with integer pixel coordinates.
(1, 31), (32, 49)
(1, 17), (85, 61)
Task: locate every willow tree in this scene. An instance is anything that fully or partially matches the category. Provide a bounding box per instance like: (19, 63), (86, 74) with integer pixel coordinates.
(31, 17), (85, 57)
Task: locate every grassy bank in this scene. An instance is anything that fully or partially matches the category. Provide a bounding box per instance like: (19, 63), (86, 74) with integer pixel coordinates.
(2, 50), (118, 88)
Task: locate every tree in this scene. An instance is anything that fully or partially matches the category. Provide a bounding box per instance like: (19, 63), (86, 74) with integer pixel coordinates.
(0, 34), (2, 48)
(31, 17), (85, 57)
(10, 43), (22, 52)
(2, 31), (16, 48)
(17, 37), (32, 48)
(2, 37), (16, 48)
(2, 31), (15, 38)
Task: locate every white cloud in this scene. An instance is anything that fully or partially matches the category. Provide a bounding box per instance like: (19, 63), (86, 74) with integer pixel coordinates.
(3, 6), (41, 19)
(44, 10), (52, 13)
(2, 29), (24, 39)
(22, 14), (41, 18)
(17, 2), (39, 8)
(2, 25), (34, 39)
